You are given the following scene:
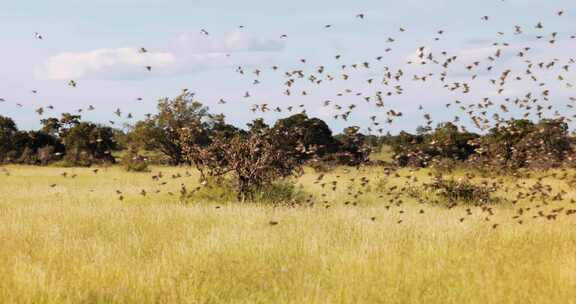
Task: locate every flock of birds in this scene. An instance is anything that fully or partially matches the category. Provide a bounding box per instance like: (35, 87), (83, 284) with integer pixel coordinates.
(5, 157), (573, 228)
(1, 8), (574, 134)
(2, 5), (576, 228)
(307, 167), (576, 228)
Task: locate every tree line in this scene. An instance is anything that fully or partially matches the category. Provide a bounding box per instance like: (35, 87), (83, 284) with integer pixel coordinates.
(1, 91), (574, 174)
(0, 92), (370, 168)
(390, 119), (575, 170)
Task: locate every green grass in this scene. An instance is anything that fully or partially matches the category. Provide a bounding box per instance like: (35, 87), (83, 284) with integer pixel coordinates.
(0, 165), (575, 303)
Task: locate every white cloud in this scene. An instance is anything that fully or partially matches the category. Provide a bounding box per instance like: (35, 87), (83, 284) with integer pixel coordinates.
(39, 31), (285, 80)
(174, 31), (284, 53)
(41, 48), (175, 80)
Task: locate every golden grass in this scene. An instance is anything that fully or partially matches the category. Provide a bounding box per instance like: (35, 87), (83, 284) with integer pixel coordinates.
(0, 165), (575, 303)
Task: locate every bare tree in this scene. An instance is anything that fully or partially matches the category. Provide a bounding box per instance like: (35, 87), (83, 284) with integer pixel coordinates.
(180, 128), (303, 201)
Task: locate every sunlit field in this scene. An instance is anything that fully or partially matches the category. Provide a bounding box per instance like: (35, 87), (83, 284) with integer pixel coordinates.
(1, 165), (575, 303)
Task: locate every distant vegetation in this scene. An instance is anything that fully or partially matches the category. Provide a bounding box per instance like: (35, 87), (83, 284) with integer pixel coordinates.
(2, 91), (576, 200)
(389, 118), (574, 171)
(0, 92), (370, 169)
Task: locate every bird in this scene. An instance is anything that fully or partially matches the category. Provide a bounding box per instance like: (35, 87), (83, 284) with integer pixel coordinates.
(34, 32), (43, 39)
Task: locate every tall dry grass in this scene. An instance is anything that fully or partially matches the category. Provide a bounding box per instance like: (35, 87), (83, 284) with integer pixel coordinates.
(0, 165), (575, 303)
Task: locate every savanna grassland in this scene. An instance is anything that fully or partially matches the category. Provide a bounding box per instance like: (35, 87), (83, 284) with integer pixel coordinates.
(1, 164), (576, 304)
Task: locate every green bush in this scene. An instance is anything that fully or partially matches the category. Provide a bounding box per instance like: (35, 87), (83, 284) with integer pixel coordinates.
(430, 158), (458, 175)
(391, 123), (479, 168)
(121, 150), (149, 172)
(180, 178), (236, 204)
(470, 119), (572, 169)
(252, 180), (308, 204)
(409, 175), (501, 206)
(181, 178), (307, 205)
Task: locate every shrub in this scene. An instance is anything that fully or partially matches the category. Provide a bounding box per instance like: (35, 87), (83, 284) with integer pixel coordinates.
(470, 118), (572, 169)
(181, 178), (307, 205)
(428, 177), (494, 204)
(180, 178), (236, 204)
(334, 126), (371, 166)
(409, 175), (501, 206)
(430, 158), (458, 175)
(391, 123), (478, 168)
(121, 149), (149, 172)
(11, 131), (63, 165)
(181, 127), (304, 201)
(252, 180), (308, 205)
(63, 122), (117, 166)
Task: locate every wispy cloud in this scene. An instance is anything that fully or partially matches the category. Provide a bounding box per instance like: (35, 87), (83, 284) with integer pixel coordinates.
(174, 30), (285, 53)
(38, 31), (285, 80)
(39, 48), (175, 80)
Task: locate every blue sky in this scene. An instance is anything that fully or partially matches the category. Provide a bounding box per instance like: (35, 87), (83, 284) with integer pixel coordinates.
(1, 0), (575, 133)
